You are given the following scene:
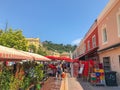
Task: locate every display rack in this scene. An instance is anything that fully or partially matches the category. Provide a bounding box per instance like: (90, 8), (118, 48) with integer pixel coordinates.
(90, 64), (105, 86)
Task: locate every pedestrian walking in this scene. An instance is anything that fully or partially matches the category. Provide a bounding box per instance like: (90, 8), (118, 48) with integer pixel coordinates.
(62, 62), (66, 72)
(56, 63), (62, 80)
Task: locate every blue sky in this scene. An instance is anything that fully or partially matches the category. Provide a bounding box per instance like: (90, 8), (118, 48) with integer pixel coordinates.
(0, 0), (109, 45)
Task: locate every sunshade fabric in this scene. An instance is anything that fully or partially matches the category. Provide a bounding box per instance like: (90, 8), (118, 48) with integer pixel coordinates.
(45, 56), (58, 60)
(28, 52), (51, 61)
(0, 45), (51, 61)
(46, 56), (73, 62)
(0, 45), (31, 60)
(18, 51), (51, 61)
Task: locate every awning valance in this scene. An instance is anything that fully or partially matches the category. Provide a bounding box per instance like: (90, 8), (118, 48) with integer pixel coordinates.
(77, 47), (98, 60)
(0, 45), (51, 61)
(0, 45), (32, 61)
(46, 56), (73, 62)
(19, 51), (51, 61)
(28, 53), (51, 61)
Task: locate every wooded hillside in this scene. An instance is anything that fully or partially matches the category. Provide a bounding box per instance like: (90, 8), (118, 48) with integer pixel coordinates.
(43, 41), (76, 53)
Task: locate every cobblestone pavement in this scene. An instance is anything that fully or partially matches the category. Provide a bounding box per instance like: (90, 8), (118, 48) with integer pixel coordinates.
(77, 78), (120, 90)
(41, 77), (61, 90)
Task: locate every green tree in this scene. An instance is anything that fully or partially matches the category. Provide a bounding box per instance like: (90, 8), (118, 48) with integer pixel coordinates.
(0, 29), (3, 35)
(28, 44), (36, 53)
(43, 40), (76, 53)
(37, 46), (47, 56)
(0, 28), (28, 51)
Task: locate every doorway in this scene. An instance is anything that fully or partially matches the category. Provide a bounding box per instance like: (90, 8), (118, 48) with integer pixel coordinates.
(103, 57), (111, 72)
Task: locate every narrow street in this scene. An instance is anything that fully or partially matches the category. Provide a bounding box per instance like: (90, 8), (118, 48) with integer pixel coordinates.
(41, 77), (61, 90)
(67, 74), (83, 90)
(1, 0), (120, 90)
(60, 73), (120, 90)
(78, 78), (120, 90)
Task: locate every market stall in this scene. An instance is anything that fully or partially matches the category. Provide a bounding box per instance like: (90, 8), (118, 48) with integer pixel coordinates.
(0, 45), (51, 90)
(78, 60), (105, 86)
(90, 63), (105, 86)
(0, 45), (32, 61)
(0, 45), (32, 90)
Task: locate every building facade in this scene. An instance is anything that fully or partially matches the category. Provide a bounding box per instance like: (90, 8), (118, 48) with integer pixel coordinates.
(97, 0), (120, 84)
(76, 20), (99, 62)
(26, 38), (42, 49)
(72, 39), (85, 59)
(72, 0), (120, 85)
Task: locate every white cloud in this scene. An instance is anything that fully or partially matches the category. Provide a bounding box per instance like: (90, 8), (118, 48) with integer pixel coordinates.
(71, 38), (82, 45)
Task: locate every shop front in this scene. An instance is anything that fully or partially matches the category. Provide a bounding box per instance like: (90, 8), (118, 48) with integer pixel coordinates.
(98, 44), (120, 85)
(77, 47), (106, 85)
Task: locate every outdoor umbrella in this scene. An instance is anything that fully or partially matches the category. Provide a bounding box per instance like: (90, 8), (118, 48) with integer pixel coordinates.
(45, 56), (58, 60)
(46, 56), (73, 62)
(58, 56), (73, 62)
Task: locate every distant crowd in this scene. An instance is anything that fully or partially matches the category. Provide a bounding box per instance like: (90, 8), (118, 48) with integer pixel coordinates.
(47, 62), (70, 80)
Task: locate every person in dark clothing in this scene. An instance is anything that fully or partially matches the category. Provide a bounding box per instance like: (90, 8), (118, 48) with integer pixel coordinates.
(62, 63), (66, 72)
(13, 63), (17, 75)
(56, 64), (62, 80)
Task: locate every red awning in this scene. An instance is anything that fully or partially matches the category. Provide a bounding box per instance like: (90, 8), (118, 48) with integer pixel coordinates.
(45, 56), (58, 60)
(60, 57), (73, 62)
(46, 56), (73, 62)
(77, 47), (98, 59)
(48, 64), (56, 69)
(72, 59), (79, 63)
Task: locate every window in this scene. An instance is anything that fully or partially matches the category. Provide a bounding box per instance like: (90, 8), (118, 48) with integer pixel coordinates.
(119, 55), (120, 66)
(102, 28), (107, 43)
(92, 35), (96, 48)
(103, 57), (111, 71)
(87, 40), (90, 51)
(84, 44), (86, 52)
(117, 14), (120, 36)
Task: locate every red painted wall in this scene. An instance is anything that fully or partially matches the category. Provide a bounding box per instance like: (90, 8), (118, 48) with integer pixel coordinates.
(84, 27), (98, 52)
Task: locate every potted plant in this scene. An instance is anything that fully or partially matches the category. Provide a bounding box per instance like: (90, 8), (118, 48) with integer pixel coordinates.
(17, 74), (31, 90)
(34, 64), (44, 90)
(0, 67), (12, 90)
(9, 75), (24, 90)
